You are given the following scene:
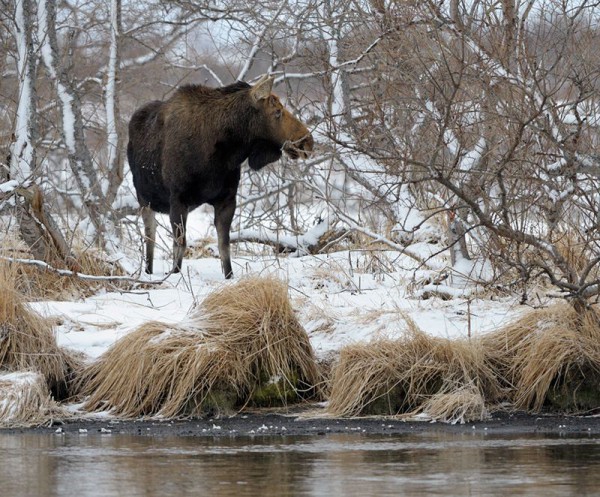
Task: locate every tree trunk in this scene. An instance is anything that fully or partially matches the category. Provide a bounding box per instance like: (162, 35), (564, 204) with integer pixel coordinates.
(16, 186), (79, 270)
(37, 0), (105, 238)
(103, 0), (124, 209)
(9, 0), (37, 182)
(448, 210), (471, 266)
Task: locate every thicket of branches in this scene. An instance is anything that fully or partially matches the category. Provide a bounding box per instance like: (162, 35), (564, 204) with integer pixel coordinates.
(2, 0), (600, 306)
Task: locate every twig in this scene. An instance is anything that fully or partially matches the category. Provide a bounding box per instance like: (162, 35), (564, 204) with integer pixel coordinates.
(1, 256), (167, 285)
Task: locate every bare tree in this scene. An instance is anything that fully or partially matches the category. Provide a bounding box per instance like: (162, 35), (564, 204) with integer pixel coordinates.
(2, 0), (600, 305)
(2, 0), (209, 265)
(332, 0), (600, 305)
(37, 0), (107, 236)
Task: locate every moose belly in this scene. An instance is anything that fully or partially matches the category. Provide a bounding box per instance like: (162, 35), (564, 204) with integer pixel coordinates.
(132, 170), (171, 213)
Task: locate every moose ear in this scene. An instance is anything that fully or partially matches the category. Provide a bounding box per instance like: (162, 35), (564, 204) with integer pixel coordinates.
(250, 75), (274, 102)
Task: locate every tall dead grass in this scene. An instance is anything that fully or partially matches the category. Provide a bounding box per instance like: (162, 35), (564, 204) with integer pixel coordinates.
(0, 262), (81, 399)
(481, 303), (600, 412)
(0, 372), (67, 427)
(78, 277), (321, 418)
(327, 316), (499, 421)
(329, 302), (600, 419)
(2, 233), (125, 301)
(420, 383), (488, 424)
(78, 322), (226, 417)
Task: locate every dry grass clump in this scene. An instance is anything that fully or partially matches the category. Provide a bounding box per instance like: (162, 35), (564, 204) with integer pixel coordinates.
(328, 303), (600, 419)
(327, 318), (499, 420)
(0, 372), (67, 427)
(20, 246), (124, 301)
(15, 263), (99, 301)
(79, 277), (321, 418)
(78, 322), (225, 417)
(1, 232), (125, 300)
(420, 383), (488, 424)
(199, 277), (320, 388)
(0, 262), (81, 399)
(481, 303), (600, 412)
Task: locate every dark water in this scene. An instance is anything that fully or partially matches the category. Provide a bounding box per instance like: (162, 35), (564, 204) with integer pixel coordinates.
(1, 432), (599, 496)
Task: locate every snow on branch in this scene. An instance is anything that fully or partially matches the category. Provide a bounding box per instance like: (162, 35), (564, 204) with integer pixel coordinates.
(197, 64), (224, 86)
(297, 176), (433, 268)
(0, 180), (20, 194)
(0, 256), (165, 285)
(230, 221), (334, 256)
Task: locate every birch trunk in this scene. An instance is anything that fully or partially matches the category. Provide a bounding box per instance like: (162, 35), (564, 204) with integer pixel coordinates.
(10, 0), (37, 182)
(37, 0), (105, 237)
(9, 0), (75, 267)
(322, 0), (351, 132)
(103, 0), (123, 208)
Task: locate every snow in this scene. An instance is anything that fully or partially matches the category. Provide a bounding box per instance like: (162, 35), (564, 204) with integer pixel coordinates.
(0, 371), (40, 385)
(26, 208), (525, 365)
(461, 137), (486, 172)
(0, 372), (45, 421)
(0, 180), (19, 193)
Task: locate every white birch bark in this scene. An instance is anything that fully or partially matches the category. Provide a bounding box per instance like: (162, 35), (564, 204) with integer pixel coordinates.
(9, 0), (37, 183)
(36, 0), (105, 236)
(322, 0), (349, 131)
(6, 0), (78, 268)
(103, 0), (123, 207)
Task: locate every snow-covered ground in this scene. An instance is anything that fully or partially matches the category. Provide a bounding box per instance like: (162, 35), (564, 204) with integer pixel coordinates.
(28, 209), (527, 363)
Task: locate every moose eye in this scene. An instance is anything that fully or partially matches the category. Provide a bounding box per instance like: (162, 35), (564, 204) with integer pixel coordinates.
(275, 109), (282, 119)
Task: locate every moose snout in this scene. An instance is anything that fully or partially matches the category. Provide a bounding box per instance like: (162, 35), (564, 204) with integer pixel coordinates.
(284, 133), (314, 159)
(299, 134), (314, 154)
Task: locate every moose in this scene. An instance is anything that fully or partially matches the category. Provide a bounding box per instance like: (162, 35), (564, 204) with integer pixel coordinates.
(127, 75), (314, 278)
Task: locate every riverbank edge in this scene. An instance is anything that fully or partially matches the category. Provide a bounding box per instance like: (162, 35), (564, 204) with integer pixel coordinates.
(2, 408), (600, 438)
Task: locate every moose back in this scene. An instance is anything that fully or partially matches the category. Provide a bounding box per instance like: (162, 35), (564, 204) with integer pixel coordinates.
(127, 75), (313, 278)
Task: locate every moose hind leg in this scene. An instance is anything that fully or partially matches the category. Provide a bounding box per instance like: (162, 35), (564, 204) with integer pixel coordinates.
(141, 206), (157, 274)
(169, 198), (188, 273)
(214, 197), (236, 279)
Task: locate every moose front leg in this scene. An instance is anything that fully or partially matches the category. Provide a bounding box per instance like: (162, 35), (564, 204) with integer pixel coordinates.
(214, 196), (236, 279)
(169, 197), (188, 273)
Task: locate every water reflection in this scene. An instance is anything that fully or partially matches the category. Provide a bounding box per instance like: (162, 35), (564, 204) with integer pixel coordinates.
(1, 432), (599, 496)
